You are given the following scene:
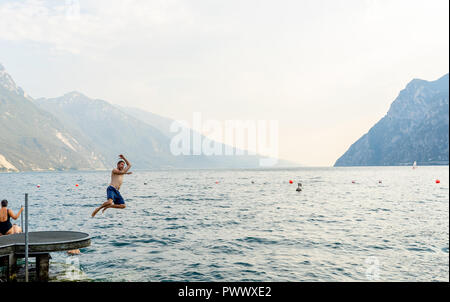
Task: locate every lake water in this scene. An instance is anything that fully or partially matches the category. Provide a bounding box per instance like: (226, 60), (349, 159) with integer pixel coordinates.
(0, 166), (448, 282)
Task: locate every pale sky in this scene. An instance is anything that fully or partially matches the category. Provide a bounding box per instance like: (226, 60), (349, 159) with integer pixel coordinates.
(0, 0), (448, 166)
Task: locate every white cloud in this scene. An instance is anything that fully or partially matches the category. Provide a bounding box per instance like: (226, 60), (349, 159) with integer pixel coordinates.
(0, 0), (192, 55)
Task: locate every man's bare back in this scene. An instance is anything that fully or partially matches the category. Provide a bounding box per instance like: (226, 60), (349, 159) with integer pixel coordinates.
(91, 154), (132, 217)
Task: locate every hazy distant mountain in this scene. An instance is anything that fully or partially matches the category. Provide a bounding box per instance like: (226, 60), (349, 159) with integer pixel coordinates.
(1, 62), (295, 171)
(36, 93), (274, 169)
(0, 64), (105, 171)
(335, 74), (449, 166)
(118, 105), (298, 168)
(35, 92), (181, 169)
(117, 105), (174, 138)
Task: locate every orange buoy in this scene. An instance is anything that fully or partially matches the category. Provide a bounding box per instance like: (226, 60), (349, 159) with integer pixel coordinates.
(289, 180), (293, 184)
(436, 179), (441, 184)
(215, 181), (219, 184)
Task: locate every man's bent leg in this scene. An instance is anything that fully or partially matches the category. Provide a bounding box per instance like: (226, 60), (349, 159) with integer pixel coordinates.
(102, 204), (126, 213)
(92, 199), (113, 217)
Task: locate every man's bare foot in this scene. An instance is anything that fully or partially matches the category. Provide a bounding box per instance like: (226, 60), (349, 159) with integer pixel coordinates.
(67, 249), (81, 255)
(91, 207), (101, 217)
(101, 206), (109, 214)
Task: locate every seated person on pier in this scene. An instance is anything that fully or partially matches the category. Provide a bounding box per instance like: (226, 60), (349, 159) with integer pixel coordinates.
(0, 199), (23, 236)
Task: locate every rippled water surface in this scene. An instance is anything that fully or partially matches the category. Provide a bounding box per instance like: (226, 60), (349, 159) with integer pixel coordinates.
(1, 167), (448, 281)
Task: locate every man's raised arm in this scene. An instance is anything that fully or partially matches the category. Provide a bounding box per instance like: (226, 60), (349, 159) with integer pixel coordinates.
(119, 154), (132, 173)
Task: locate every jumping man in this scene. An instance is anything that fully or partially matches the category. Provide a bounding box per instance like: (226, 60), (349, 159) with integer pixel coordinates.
(91, 154), (132, 217)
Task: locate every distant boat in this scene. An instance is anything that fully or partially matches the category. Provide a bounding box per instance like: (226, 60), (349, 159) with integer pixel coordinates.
(412, 161), (417, 169)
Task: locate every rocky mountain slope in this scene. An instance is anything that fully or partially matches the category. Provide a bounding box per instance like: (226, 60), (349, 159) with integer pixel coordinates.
(35, 92), (179, 169)
(335, 73), (449, 166)
(0, 64), (105, 171)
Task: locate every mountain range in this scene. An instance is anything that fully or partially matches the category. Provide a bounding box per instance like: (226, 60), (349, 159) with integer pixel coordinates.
(0, 64), (105, 171)
(0, 63), (290, 171)
(335, 73), (449, 166)
(3, 62), (447, 170)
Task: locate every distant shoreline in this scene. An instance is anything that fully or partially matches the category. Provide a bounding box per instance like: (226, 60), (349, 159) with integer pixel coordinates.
(334, 162), (449, 167)
(1, 165), (448, 174)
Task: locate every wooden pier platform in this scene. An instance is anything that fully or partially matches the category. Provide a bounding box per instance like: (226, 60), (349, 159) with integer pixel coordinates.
(0, 231), (90, 281)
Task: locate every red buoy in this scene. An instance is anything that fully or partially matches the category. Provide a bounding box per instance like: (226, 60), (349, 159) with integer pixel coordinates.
(352, 180), (356, 184)
(436, 179), (441, 184)
(289, 180), (293, 184)
(75, 184), (79, 187)
(37, 184), (41, 188)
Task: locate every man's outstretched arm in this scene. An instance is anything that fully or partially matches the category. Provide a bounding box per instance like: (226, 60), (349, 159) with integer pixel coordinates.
(112, 169), (132, 175)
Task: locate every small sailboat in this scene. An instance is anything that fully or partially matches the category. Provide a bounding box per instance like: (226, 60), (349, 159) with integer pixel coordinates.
(412, 161), (417, 169)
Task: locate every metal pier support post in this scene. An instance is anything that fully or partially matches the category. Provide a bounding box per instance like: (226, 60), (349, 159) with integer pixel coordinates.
(21, 204), (23, 231)
(25, 193), (29, 282)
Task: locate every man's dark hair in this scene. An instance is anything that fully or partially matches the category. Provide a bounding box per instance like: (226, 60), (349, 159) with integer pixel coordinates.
(1, 199), (7, 207)
(117, 160), (125, 165)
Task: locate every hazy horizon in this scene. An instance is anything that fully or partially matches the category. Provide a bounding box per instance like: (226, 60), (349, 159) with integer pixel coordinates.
(0, 0), (448, 166)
